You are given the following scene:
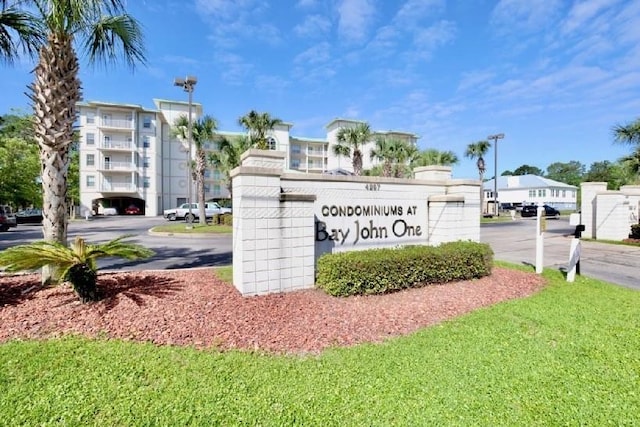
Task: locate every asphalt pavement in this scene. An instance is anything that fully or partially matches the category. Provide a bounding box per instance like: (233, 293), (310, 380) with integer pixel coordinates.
(1, 215), (638, 290)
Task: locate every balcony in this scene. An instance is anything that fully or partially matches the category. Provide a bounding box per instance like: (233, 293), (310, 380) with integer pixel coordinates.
(100, 139), (133, 151)
(99, 161), (136, 172)
(306, 148), (325, 157)
(99, 119), (134, 130)
(100, 183), (137, 193)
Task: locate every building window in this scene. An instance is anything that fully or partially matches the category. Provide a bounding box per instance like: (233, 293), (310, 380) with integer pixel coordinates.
(204, 184), (210, 193)
(529, 189), (535, 198)
(291, 159), (300, 168)
(143, 135), (150, 148)
(86, 113), (95, 124)
(86, 133), (95, 145)
(86, 175), (95, 187)
(143, 177), (150, 188)
(292, 144), (301, 154)
(213, 184), (221, 193)
(143, 116), (151, 129)
(562, 190), (566, 197)
(104, 135), (110, 145)
(86, 154), (95, 166)
(204, 170), (211, 178)
(267, 136), (276, 150)
(143, 156), (150, 168)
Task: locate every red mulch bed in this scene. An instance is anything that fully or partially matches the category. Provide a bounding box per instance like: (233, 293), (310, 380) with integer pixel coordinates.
(0, 268), (546, 354)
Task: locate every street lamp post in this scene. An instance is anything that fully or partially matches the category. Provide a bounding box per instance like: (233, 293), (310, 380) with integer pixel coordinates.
(487, 133), (505, 216)
(174, 75), (197, 229)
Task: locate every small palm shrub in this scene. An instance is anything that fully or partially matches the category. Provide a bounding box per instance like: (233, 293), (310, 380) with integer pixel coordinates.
(0, 235), (154, 303)
(630, 224), (640, 239)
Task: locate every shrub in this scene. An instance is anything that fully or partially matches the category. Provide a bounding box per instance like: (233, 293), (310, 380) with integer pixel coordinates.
(211, 213), (233, 226)
(316, 241), (493, 297)
(630, 224), (640, 239)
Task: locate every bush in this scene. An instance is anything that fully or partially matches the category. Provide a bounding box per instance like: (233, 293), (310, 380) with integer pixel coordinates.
(316, 241), (493, 297)
(211, 213), (232, 226)
(630, 224), (640, 239)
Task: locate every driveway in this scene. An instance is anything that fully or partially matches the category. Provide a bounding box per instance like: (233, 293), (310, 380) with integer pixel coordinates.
(481, 218), (640, 290)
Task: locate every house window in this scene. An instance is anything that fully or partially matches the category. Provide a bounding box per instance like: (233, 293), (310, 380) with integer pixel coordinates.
(529, 189), (535, 198)
(86, 113), (95, 124)
(86, 133), (95, 145)
(143, 135), (150, 148)
(143, 116), (151, 129)
(86, 154), (95, 166)
(291, 159), (300, 168)
(562, 190), (566, 197)
(267, 136), (277, 150)
(143, 177), (150, 188)
(143, 156), (150, 168)
(86, 175), (95, 187)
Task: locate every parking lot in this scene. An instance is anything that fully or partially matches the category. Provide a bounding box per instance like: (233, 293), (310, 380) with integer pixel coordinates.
(1, 215), (638, 290)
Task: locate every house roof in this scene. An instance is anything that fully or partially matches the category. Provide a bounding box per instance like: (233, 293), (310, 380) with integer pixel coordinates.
(483, 174), (577, 190)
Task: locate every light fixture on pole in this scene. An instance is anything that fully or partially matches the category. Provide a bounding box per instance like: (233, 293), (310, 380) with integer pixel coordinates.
(174, 75), (197, 229)
(487, 133), (505, 216)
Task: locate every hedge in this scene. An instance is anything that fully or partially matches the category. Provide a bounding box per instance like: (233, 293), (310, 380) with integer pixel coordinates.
(316, 241), (494, 297)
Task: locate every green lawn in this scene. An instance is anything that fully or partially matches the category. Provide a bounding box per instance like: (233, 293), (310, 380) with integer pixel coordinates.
(1, 268), (639, 425)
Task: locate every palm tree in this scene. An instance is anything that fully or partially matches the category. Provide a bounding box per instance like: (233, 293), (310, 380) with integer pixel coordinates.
(369, 136), (397, 177)
(238, 110), (283, 150)
(333, 122), (372, 176)
(0, 0), (42, 63)
(173, 115), (218, 225)
(6, 1), (145, 283)
(613, 118), (640, 182)
(0, 235), (154, 303)
(208, 135), (253, 199)
(413, 148), (459, 168)
(464, 140), (492, 214)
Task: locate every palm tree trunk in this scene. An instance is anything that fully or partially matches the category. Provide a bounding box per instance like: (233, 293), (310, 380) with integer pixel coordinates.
(30, 33), (81, 284)
(353, 150), (363, 176)
(479, 172), (485, 214)
(196, 149), (207, 224)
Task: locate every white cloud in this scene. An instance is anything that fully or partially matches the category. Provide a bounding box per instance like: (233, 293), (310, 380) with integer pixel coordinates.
(294, 42), (332, 65)
(562, 0), (620, 34)
(490, 0), (563, 35)
(296, 0), (318, 7)
(215, 53), (254, 85)
(337, 0), (377, 43)
(411, 20), (456, 60)
(393, 0), (445, 28)
(294, 14), (332, 38)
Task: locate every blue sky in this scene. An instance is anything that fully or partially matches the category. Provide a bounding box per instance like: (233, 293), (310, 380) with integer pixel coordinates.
(1, 0), (639, 179)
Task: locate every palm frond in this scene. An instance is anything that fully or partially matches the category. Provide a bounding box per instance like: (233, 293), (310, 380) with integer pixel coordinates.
(84, 14), (145, 68)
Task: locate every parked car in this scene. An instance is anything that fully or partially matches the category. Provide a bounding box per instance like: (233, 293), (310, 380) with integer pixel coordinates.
(15, 208), (43, 224)
(521, 204), (561, 219)
(124, 204), (142, 215)
(0, 205), (17, 231)
(163, 202), (231, 221)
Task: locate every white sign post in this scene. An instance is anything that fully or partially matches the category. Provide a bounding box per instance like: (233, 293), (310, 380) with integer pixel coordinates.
(567, 238), (581, 282)
(535, 206), (545, 274)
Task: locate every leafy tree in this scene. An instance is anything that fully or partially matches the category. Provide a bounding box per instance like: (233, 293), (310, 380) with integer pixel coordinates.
(2, 0), (145, 283)
(333, 122), (372, 176)
(173, 115), (218, 224)
(0, 235), (154, 303)
(208, 135), (253, 199)
(584, 160), (628, 190)
(507, 164), (543, 176)
(465, 140), (491, 214)
(545, 161), (585, 186)
(0, 137), (40, 206)
(238, 110), (282, 150)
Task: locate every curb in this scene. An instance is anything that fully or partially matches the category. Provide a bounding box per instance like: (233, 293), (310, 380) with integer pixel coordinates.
(147, 229), (231, 239)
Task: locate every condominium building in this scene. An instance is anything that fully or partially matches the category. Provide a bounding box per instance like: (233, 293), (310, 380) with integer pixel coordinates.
(76, 100), (419, 216)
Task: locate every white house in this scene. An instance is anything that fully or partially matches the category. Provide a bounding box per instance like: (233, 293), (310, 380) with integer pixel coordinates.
(483, 175), (578, 212)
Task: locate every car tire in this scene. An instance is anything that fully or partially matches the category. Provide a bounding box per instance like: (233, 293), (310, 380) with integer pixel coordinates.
(0, 224), (8, 232)
(167, 213), (176, 221)
(185, 213), (195, 223)
(554, 213), (560, 220)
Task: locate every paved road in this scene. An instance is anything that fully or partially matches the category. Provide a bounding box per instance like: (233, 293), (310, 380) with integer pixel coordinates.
(1, 216), (638, 290)
(0, 216), (233, 271)
(480, 217), (640, 290)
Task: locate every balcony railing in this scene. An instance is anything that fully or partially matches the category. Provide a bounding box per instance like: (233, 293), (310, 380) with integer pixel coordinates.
(100, 140), (133, 150)
(99, 119), (134, 129)
(100, 161), (135, 171)
(100, 183), (137, 192)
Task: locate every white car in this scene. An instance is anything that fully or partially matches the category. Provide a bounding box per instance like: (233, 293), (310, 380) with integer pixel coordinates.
(163, 202), (231, 221)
